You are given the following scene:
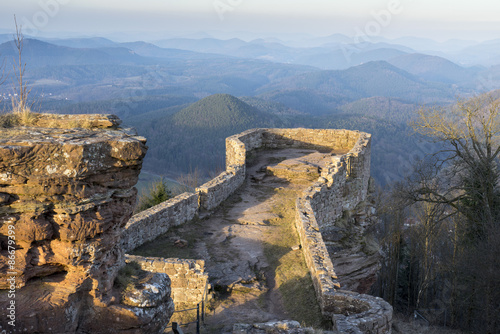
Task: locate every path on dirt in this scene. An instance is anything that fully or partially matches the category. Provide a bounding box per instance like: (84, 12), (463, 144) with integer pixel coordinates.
(134, 147), (346, 333)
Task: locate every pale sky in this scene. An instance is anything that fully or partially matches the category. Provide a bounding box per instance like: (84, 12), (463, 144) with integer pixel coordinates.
(1, 0), (500, 41)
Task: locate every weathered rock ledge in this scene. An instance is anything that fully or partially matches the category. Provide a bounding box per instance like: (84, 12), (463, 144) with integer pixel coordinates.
(0, 114), (173, 333)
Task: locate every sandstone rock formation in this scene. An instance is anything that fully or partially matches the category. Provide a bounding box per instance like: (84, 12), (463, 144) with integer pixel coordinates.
(0, 114), (174, 333)
(323, 195), (381, 294)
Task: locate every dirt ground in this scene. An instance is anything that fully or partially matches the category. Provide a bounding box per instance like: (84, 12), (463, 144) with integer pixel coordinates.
(132, 147), (465, 334)
(133, 148), (341, 333)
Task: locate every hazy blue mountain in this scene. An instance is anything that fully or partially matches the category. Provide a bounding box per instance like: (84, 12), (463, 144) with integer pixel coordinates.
(340, 41), (414, 53)
(302, 33), (353, 47)
(340, 96), (418, 123)
(473, 65), (500, 92)
(388, 53), (480, 84)
(257, 61), (454, 113)
(0, 34), (13, 44)
(257, 89), (350, 115)
(294, 47), (408, 69)
(171, 93), (277, 128)
(130, 94), (285, 175)
(0, 39), (149, 68)
(389, 36), (478, 54)
(42, 37), (118, 48)
(119, 41), (227, 60)
(51, 95), (198, 120)
(152, 36), (414, 70)
(153, 37), (248, 54)
(239, 97), (304, 115)
(457, 39), (500, 66)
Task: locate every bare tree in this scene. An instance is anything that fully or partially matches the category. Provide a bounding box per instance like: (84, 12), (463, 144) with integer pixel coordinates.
(11, 15), (34, 121)
(397, 93), (500, 333)
(408, 93), (500, 241)
(0, 54), (5, 87)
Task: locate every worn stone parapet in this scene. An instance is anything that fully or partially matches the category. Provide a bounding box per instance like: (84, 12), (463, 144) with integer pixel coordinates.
(308, 158), (349, 228)
(121, 192), (199, 252)
(196, 167), (245, 211)
(263, 128), (360, 151)
(295, 197), (340, 314)
(226, 128), (265, 168)
(332, 291), (393, 334)
(287, 130), (392, 333)
(125, 255), (208, 306)
(125, 128), (370, 252)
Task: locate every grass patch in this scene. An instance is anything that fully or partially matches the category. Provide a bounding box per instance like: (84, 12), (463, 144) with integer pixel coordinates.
(114, 261), (143, 294)
(129, 218), (204, 259)
(0, 111), (99, 131)
(263, 187), (326, 328)
(0, 113), (21, 128)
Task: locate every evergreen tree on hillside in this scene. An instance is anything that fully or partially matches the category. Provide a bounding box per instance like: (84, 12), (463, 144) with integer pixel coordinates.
(135, 178), (172, 213)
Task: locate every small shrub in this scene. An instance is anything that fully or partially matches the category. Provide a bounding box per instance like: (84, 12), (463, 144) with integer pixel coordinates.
(114, 261), (142, 293)
(0, 113), (19, 128)
(135, 178), (172, 213)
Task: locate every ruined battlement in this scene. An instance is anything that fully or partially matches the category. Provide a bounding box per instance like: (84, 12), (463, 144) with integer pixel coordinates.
(124, 127), (392, 334)
(0, 113), (391, 334)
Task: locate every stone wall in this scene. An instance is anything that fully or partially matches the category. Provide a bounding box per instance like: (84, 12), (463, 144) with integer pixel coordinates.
(332, 291), (393, 334)
(123, 128), (369, 251)
(308, 133), (372, 229)
(125, 255), (208, 306)
(196, 167), (245, 211)
(295, 197), (340, 315)
(123, 127), (391, 334)
(122, 192), (199, 252)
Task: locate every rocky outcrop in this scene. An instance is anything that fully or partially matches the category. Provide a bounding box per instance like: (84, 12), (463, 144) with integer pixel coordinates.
(323, 197), (381, 294)
(233, 320), (321, 334)
(0, 114), (173, 333)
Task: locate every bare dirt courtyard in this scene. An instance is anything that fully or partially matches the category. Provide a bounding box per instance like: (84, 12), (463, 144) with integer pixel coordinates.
(132, 147), (347, 333)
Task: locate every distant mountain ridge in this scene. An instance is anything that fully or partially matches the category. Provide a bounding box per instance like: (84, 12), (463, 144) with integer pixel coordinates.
(0, 38), (148, 67)
(388, 53), (480, 84)
(257, 60), (454, 113)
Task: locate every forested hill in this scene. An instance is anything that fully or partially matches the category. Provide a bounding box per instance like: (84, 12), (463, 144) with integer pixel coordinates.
(127, 94), (286, 175)
(116, 93), (429, 185)
(171, 94), (277, 128)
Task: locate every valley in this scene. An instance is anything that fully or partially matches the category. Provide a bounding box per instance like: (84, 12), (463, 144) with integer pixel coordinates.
(2, 34), (494, 185)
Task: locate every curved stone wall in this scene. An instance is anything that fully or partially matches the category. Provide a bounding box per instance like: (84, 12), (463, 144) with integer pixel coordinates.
(123, 127), (392, 334)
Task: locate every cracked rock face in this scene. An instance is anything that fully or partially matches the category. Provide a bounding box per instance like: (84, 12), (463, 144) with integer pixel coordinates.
(0, 114), (173, 333)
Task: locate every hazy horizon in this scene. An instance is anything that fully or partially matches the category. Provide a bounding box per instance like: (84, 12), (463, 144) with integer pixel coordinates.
(1, 0), (500, 43)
